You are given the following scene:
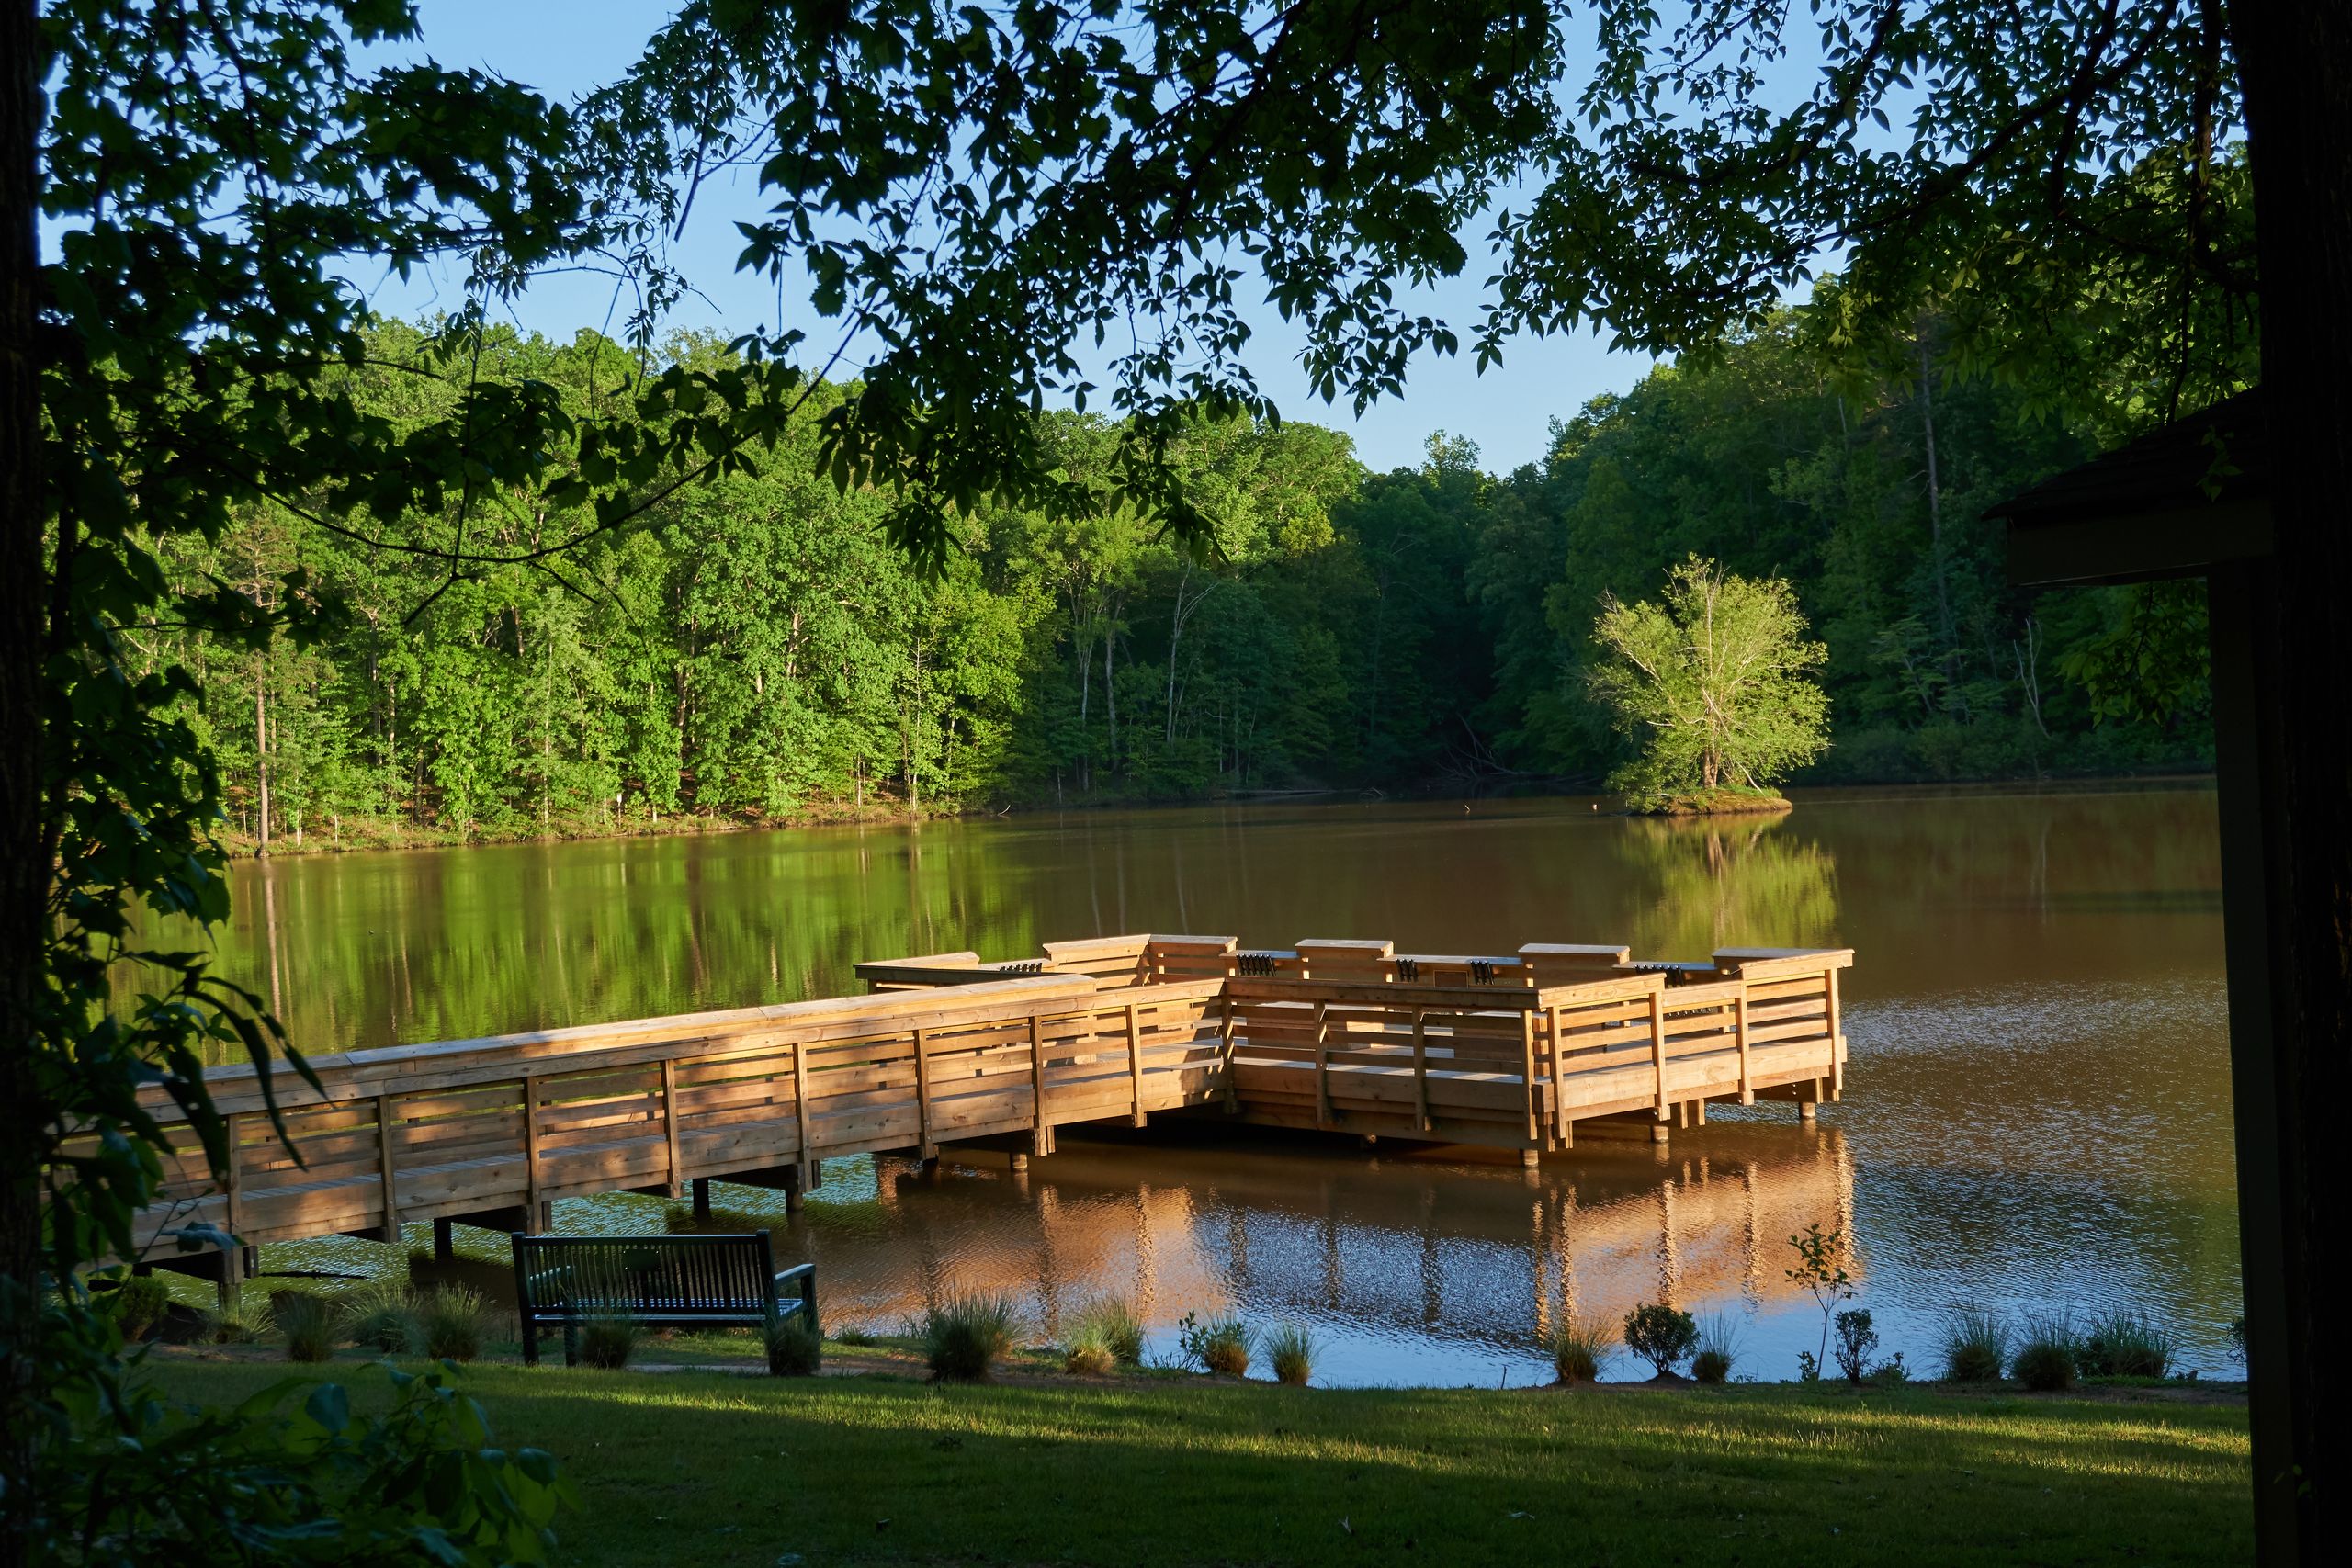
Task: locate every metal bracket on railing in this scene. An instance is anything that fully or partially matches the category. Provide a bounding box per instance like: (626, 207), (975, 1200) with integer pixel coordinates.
(1238, 951), (1279, 977)
(1468, 959), (1494, 985)
(1395, 956), (1420, 983)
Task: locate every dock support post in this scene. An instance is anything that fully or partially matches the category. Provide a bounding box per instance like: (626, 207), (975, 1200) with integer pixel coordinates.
(1520, 1148), (1539, 1170)
(216, 1243), (246, 1313)
(782, 1167), (803, 1214)
(691, 1177), (713, 1224)
(432, 1216), (455, 1263)
(1650, 1121), (1670, 1145)
(1009, 1151), (1028, 1174)
(1799, 1100), (1818, 1124)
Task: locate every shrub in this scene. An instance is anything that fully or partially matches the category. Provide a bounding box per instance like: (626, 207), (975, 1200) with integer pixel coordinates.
(1063, 1333), (1117, 1377)
(2015, 1313), (2079, 1392)
(1832, 1308), (1880, 1385)
(764, 1315), (822, 1376)
(922, 1292), (1020, 1382)
(834, 1324), (879, 1348)
(1550, 1317), (1612, 1385)
(577, 1313), (639, 1371)
(2079, 1309), (2173, 1379)
(1069, 1296), (1148, 1365)
(107, 1274), (173, 1341)
(2227, 1315), (2247, 1363)
(343, 1279), (421, 1354)
(273, 1292), (340, 1363)
(1623, 1303), (1699, 1378)
(1178, 1312), (1255, 1377)
(417, 1287), (486, 1362)
(1941, 1304), (2010, 1382)
(1691, 1313), (1743, 1385)
(1266, 1325), (1316, 1387)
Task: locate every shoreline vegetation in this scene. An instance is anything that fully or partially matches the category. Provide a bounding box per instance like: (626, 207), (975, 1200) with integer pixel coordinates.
(208, 771), (2221, 859)
(1625, 784), (1795, 818)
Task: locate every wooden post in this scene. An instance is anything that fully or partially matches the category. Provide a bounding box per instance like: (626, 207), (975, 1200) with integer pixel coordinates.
(1826, 968), (1845, 1100)
(1547, 1005), (1567, 1142)
(910, 1025), (933, 1157)
(221, 1111), (242, 1240)
(1647, 991), (1670, 1128)
(1312, 1001), (1333, 1128)
(782, 1165), (803, 1214)
(790, 1041), (813, 1175)
(432, 1215), (455, 1263)
(1125, 1001), (1147, 1126)
(661, 1058), (684, 1198)
(1411, 1008), (1431, 1133)
(1520, 1011), (1539, 1143)
(1218, 995), (1239, 1111)
(522, 1075), (543, 1230)
(691, 1177), (712, 1224)
(1735, 990), (1755, 1104)
(1028, 1013), (1049, 1156)
(376, 1093), (400, 1238)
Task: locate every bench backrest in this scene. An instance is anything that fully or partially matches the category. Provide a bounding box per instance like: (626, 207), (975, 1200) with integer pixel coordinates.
(512, 1232), (778, 1318)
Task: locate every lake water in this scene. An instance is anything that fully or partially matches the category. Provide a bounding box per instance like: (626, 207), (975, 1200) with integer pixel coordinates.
(200, 784), (2243, 1385)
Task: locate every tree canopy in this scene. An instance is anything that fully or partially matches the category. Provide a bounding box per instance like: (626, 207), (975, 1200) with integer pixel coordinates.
(1589, 557), (1831, 798)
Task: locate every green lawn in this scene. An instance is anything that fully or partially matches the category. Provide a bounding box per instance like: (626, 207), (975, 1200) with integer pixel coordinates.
(149, 1358), (2251, 1567)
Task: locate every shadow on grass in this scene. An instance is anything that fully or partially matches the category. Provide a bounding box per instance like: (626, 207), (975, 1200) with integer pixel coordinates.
(147, 1362), (2250, 1568)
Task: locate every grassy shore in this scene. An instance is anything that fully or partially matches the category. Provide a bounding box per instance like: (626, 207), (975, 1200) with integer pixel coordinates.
(148, 1354), (2250, 1567)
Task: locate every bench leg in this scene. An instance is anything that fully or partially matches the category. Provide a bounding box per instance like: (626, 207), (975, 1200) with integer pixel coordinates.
(523, 1323), (540, 1367)
(562, 1321), (580, 1369)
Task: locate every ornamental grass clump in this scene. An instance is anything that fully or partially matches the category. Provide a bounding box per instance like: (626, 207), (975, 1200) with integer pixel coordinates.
(1062, 1331), (1117, 1377)
(1691, 1313), (1743, 1385)
(2015, 1311), (2080, 1392)
(1069, 1296), (1148, 1366)
(1941, 1304), (2011, 1383)
(417, 1287), (486, 1363)
(1550, 1316), (1613, 1384)
(578, 1313), (639, 1371)
(272, 1292), (340, 1364)
(922, 1292), (1020, 1382)
(1179, 1312), (1256, 1377)
(2079, 1309), (2173, 1379)
(1623, 1303), (1699, 1380)
(343, 1279), (421, 1354)
(1266, 1325), (1317, 1387)
(764, 1315), (822, 1376)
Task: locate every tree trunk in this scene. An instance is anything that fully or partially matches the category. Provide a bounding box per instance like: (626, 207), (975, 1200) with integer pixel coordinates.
(254, 659), (270, 855)
(0, 0), (43, 1557)
(2224, 6), (2352, 1562)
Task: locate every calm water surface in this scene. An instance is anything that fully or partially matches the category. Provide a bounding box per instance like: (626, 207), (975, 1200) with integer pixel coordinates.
(200, 785), (2240, 1384)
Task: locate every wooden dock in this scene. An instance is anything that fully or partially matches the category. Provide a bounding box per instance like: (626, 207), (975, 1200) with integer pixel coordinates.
(119, 933), (1849, 1287)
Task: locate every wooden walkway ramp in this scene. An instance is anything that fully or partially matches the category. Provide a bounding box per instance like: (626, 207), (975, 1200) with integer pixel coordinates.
(120, 933), (1849, 1285)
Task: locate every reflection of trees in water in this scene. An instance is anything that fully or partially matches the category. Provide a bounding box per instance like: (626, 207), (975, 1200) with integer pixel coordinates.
(1614, 816), (1841, 956)
(825, 1134), (1857, 1357)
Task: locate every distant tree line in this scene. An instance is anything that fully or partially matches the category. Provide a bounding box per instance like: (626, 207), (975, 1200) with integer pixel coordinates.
(159, 309), (2217, 849)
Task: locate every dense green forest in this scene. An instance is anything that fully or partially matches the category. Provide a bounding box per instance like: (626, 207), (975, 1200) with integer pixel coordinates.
(164, 310), (2218, 850)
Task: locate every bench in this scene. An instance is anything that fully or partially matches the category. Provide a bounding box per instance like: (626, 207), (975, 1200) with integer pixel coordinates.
(509, 1231), (818, 1367)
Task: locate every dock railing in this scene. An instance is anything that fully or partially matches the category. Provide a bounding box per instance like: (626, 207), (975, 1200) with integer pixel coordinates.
(114, 933), (1848, 1277)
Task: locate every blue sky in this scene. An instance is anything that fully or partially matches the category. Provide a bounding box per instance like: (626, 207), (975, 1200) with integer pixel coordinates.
(356, 1), (1671, 476)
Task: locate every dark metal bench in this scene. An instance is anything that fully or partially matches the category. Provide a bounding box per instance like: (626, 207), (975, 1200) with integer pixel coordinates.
(509, 1231), (818, 1367)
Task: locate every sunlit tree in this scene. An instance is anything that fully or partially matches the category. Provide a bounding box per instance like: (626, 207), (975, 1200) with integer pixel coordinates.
(1589, 557), (1829, 798)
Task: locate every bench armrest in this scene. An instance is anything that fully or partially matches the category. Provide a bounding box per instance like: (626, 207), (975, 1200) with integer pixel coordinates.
(772, 1262), (819, 1337)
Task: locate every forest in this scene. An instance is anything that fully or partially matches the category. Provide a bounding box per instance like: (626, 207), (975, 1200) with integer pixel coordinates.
(165, 305), (2220, 851)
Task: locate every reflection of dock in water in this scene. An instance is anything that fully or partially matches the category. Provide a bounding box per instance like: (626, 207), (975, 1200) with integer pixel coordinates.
(827, 1125), (1859, 1354)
